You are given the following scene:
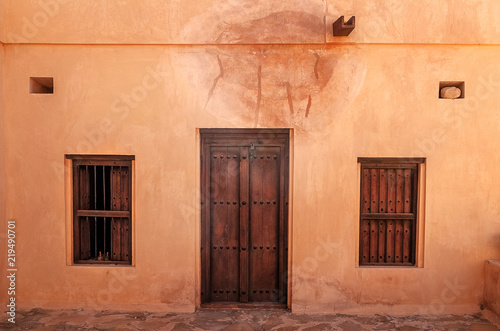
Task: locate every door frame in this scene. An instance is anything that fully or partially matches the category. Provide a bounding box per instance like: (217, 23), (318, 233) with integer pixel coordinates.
(199, 128), (290, 308)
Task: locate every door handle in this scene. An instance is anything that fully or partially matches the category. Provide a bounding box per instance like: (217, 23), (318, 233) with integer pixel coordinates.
(241, 201), (246, 205)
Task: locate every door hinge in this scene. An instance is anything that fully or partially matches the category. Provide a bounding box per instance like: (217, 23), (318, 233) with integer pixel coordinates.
(249, 142), (256, 161)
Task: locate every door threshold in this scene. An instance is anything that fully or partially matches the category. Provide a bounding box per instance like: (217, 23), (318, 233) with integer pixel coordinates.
(200, 302), (287, 310)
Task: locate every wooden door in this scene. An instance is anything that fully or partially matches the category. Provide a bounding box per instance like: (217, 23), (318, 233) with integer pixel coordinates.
(200, 129), (289, 306)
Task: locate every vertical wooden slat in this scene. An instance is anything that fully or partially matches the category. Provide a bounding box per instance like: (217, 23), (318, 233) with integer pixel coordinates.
(360, 219), (370, 263)
(210, 147), (227, 301)
(121, 166), (130, 211)
(404, 169), (412, 213)
(403, 220), (411, 263)
(387, 169), (396, 213)
(362, 168), (371, 213)
(395, 169), (404, 263)
(112, 167), (121, 211)
(394, 220), (403, 262)
(239, 147), (250, 303)
(201, 142), (211, 302)
(403, 168), (412, 263)
(360, 167), (370, 263)
(378, 220), (386, 262)
(111, 217), (121, 260)
(249, 147), (264, 302)
(122, 218), (130, 262)
(396, 169), (404, 213)
(226, 147), (240, 302)
(79, 166), (86, 210)
(261, 147), (280, 302)
(379, 169), (387, 213)
(370, 169), (379, 214)
(369, 169), (379, 263)
(369, 220), (378, 263)
(79, 216), (90, 260)
(386, 220), (395, 262)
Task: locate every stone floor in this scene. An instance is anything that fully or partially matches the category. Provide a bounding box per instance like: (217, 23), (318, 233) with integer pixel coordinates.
(1, 308), (499, 330)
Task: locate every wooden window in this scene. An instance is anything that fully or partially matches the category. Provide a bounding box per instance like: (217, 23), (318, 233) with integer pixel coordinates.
(358, 158), (424, 266)
(67, 155), (134, 265)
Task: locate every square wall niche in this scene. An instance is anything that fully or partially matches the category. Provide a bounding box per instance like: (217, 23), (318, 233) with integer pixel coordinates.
(439, 81), (464, 99)
(30, 77), (53, 94)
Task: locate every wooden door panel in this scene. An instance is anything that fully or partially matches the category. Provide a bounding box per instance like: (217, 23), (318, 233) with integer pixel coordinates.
(201, 130), (289, 305)
(209, 147), (240, 301)
(249, 146), (280, 302)
(239, 147), (250, 303)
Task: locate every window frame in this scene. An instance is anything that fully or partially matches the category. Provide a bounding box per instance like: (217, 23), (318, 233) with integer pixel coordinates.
(357, 157), (425, 267)
(66, 154), (134, 265)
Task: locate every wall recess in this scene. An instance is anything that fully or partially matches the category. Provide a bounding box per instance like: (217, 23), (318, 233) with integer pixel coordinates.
(439, 81), (464, 99)
(30, 77), (54, 94)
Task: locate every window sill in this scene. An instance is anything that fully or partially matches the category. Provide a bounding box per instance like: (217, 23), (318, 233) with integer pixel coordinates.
(73, 260), (132, 267)
(358, 264), (418, 268)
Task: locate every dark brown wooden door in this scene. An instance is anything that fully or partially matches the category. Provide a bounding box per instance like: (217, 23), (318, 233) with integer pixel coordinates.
(201, 129), (289, 306)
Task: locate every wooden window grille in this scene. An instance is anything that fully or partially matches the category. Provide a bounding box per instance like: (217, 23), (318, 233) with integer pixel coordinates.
(358, 158), (424, 266)
(67, 155), (134, 265)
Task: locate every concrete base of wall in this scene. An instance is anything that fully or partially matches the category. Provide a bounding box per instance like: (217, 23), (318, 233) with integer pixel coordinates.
(484, 260), (500, 315)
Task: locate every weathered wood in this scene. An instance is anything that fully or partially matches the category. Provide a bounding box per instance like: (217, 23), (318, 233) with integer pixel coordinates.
(386, 221), (395, 262)
(369, 220), (378, 263)
(210, 146), (228, 301)
(72, 156), (132, 264)
(200, 130), (289, 305)
(239, 147), (249, 303)
(379, 169), (387, 213)
(360, 219), (370, 263)
(362, 168), (370, 213)
(359, 159), (422, 266)
(370, 168), (379, 214)
(77, 210), (129, 217)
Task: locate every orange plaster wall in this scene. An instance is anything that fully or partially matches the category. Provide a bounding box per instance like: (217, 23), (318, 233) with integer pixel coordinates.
(485, 260), (500, 314)
(2, 42), (500, 313)
(2, 0), (500, 44)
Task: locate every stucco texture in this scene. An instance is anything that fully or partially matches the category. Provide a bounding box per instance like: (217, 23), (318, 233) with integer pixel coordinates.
(1, 0), (500, 316)
(485, 260), (500, 314)
(1, 42), (499, 313)
(2, 0), (500, 44)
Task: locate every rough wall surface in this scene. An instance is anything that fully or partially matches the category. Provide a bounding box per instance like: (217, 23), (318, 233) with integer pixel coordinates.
(485, 260), (500, 314)
(2, 0), (500, 44)
(2, 43), (500, 313)
(1, 1), (500, 315)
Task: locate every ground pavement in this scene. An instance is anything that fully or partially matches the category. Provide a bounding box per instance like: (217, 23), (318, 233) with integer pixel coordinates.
(1, 308), (500, 330)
